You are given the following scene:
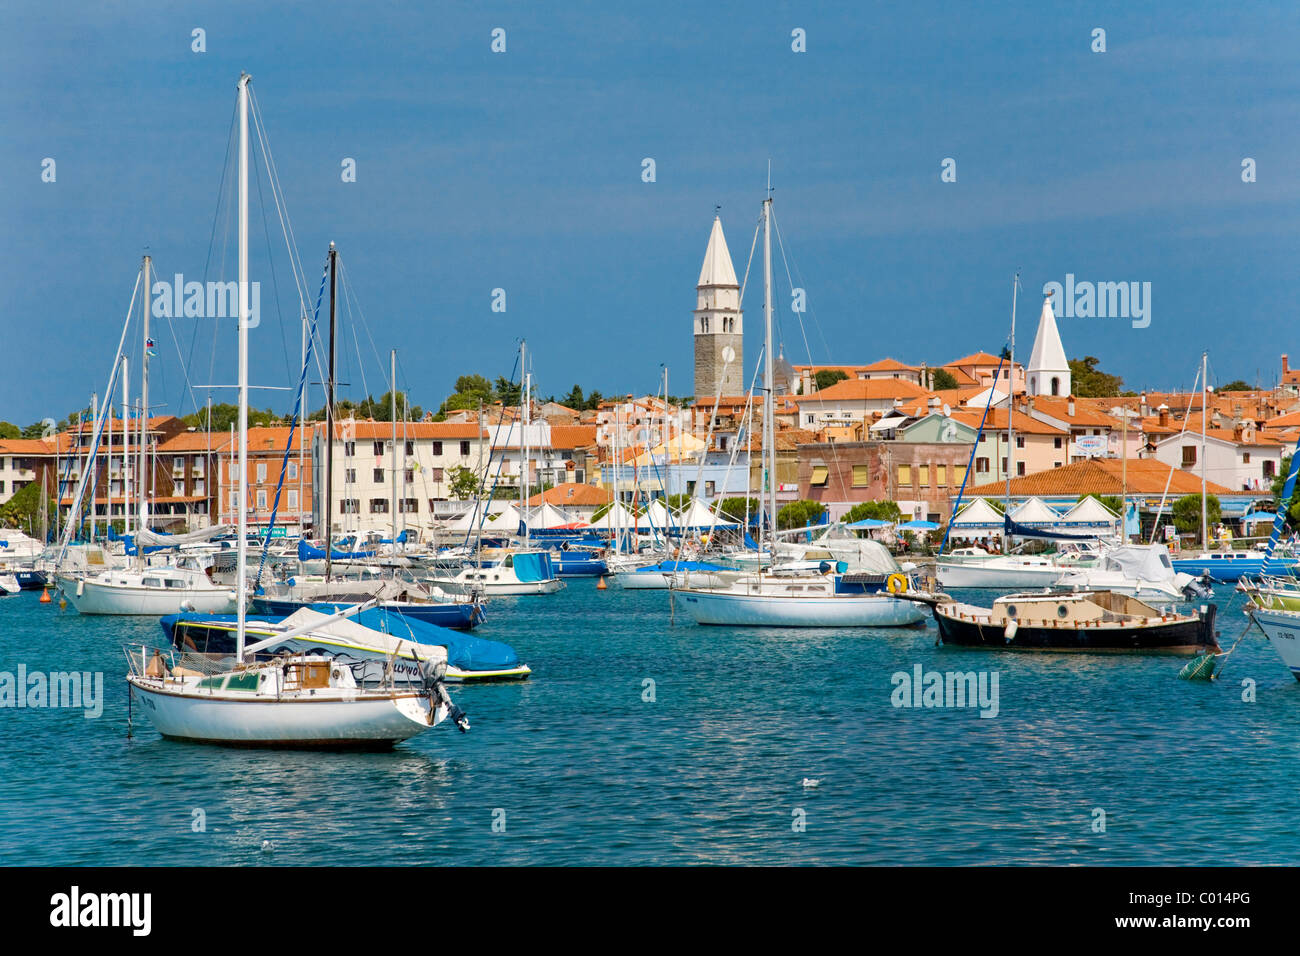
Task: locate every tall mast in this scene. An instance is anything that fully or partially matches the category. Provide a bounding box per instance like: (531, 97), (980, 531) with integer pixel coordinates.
(298, 309), (307, 537)
(236, 71), (251, 658)
(1003, 274), (1018, 550)
(137, 254), (151, 566)
(762, 190), (776, 557)
(121, 357), (129, 537)
(88, 392), (97, 542)
(520, 339), (528, 545)
(390, 348), (398, 547)
(1201, 350), (1208, 550)
(325, 241), (338, 583)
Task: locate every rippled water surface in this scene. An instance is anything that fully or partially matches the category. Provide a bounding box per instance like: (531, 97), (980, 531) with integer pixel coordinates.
(0, 581), (1295, 865)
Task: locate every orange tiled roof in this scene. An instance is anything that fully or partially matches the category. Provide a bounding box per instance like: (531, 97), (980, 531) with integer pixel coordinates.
(794, 378), (933, 404)
(964, 458), (1237, 498)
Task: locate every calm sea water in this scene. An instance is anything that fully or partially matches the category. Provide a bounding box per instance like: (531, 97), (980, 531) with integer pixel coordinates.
(0, 580), (1296, 866)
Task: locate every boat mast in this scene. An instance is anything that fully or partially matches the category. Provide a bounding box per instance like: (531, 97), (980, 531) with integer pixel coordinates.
(88, 392), (97, 543)
(121, 357), (129, 538)
(1201, 350), (1208, 550)
(138, 254), (151, 567)
(325, 241), (338, 583)
(520, 339), (528, 545)
(390, 348), (398, 548)
(236, 71), (251, 659)
(1003, 274), (1018, 551)
(762, 186), (776, 559)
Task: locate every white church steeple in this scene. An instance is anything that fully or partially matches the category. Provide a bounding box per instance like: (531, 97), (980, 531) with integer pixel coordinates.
(693, 215), (743, 397)
(1026, 292), (1070, 397)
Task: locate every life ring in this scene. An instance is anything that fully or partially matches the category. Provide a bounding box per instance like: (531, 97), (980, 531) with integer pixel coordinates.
(886, 573), (908, 595)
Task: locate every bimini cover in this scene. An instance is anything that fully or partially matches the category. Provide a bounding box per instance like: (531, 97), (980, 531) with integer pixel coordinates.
(510, 550), (555, 583)
(350, 608), (520, 671)
(1099, 544), (1175, 582)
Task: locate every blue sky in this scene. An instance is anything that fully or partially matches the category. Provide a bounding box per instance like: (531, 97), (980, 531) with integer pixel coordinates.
(3, 1), (1297, 425)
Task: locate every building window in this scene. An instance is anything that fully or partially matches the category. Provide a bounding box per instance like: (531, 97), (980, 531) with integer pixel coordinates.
(954, 464), (967, 484)
(405, 441), (414, 456)
(369, 498), (389, 514)
(256, 462), (267, 483)
(1054, 461), (1062, 468)
(898, 464), (912, 486)
(810, 464), (829, 486)
(433, 467), (444, 481)
(373, 468), (384, 483)
(852, 465), (869, 487)
(256, 489), (267, 510)
(432, 441), (443, 455)
(460, 440), (471, 456)
(173, 456), (184, 471)
(287, 490), (298, 511)
(1050, 377), (1060, 396)
(345, 468), (356, 484)
(400, 498), (418, 513)
(1242, 452), (1251, 464)
(975, 458), (989, 474)
(344, 441), (355, 457)
(1182, 446), (1197, 467)
(342, 498), (359, 514)
(405, 469), (414, 484)
(806, 415), (815, 425)
(1054, 437), (1062, 449)
(1265, 460), (1276, 478)
(936, 464), (946, 486)
(918, 465), (929, 486)
(1015, 436), (1025, 449)
(371, 440), (383, 456)
(288, 461), (298, 480)
(1017, 462), (1026, 476)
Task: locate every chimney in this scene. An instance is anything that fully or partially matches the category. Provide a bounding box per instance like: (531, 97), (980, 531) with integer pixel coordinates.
(1158, 403), (1170, 427)
(1067, 394), (1075, 417)
(1139, 391), (1148, 418)
(1284, 354), (1290, 375)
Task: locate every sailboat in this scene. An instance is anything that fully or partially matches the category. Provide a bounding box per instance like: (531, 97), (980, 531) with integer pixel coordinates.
(675, 186), (925, 627)
(56, 255), (236, 616)
(126, 73), (466, 747)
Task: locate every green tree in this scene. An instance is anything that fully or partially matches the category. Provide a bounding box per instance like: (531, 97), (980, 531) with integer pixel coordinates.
(0, 480), (54, 530)
(777, 499), (827, 530)
(716, 496), (759, 523)
(1272, 456), (1300, 524)
(931, 368), (959, 391)
(448, 465), (480, 500)
(1067, 356), (1123, 397)
(0, 421), (20, 440)
(559, 385), (585, 409)
(814, 369), (848, 391)
(1172, 493), (1219, 538)
(455, 374), (494, 402)
(184, 403), (278, 431)
(495, 376), (522, 407)
(844, 500), (902, 523)
(355, 390), (423, 422)
(1219, 380), (1251, 392)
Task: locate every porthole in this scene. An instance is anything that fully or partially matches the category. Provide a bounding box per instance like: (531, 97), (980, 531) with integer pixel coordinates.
(1057, 604), (1069, 618)
(1005, 605), (1017, 618)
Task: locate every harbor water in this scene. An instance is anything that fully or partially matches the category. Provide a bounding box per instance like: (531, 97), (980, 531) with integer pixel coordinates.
(0, 581), (1295, 865)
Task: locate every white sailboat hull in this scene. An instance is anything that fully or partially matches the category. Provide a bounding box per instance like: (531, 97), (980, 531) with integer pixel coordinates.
(619, 571), (727, 590)
(1247, 607), (1300, 680)
(677, 588), (925, 627)
(127, 677), (440, 746)
(59, 574), (236, 615)
(935, 560), (1066, 589)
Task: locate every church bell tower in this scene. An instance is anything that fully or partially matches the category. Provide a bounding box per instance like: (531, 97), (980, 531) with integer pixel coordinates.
(693, 215), (744, 398)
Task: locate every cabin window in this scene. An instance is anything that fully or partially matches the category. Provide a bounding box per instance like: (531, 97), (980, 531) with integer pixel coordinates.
(142, 578), (162, 588)
(166, 579), (185, 589)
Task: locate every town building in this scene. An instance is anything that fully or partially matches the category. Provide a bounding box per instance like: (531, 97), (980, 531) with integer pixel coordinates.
(692, 215), (744, 398)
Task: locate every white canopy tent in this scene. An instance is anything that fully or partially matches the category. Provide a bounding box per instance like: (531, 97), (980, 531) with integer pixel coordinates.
(587, 501), (638, 532)
(1057, 496), (1121, 533)
(1009, 497), (1063, 527)
(636, 498), (673, 533)
(525, 502), (576, 529)
(949, 498), (1005, 539)
(677, 497), (739, 530)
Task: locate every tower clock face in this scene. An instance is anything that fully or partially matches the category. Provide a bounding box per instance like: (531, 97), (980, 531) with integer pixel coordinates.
(722, 346), (736, 364)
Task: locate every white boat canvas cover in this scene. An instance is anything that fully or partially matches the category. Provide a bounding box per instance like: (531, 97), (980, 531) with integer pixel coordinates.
(135, 524), (232, 547)
(277, 608), (450, 665)
(1097, 543), (1177, 583)
(1008, 497), (1063, 528)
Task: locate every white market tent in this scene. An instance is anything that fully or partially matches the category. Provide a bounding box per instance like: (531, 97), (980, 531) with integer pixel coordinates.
(677, 497), (739, 529)
(1008, 497), (1063, 528)
(1057, 496), (1121, 533)
(636, 498), (672, 533)
(525, 502), (576, 529)
(949, 498), (1005, 538)
(486, 503), (523, 530)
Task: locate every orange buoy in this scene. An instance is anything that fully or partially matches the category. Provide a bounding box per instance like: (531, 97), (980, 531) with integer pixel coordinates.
(597, 576), (608, 590)
(40, 587), (52, 604)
